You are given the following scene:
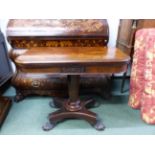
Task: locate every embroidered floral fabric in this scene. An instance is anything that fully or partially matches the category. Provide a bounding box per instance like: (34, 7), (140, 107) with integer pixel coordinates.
(129, 29), (155, 124)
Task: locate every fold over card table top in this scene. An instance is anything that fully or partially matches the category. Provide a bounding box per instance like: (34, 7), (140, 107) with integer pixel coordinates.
(15, 47), (130, 74)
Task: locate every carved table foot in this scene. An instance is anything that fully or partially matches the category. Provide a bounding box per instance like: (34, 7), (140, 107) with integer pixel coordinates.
(42, 122), (56, 131)
(94, 116), (105, 131)
(43, 75), (106, 131)
(44, 99), (105, 131)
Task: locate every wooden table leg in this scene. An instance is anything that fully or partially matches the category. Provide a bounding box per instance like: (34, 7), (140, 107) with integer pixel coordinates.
(43, 75), (105, 131)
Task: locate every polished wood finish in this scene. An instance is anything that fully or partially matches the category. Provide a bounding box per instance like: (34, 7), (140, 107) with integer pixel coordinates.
(43, 75), (101, 131)
(7, 19), (110, 101)
(16, 47), (129, 65)
(0, 31), (12, 127)
(8, 38), (108, 49)
(35, 47), (130, 130)
(12, 73), (111, 101)
(13, 47), (128, 100)
(7, 19), (109, 48)
(7, 19), (108, 37)
(15, 47), (129, 75)
(12, 47), (128, 102)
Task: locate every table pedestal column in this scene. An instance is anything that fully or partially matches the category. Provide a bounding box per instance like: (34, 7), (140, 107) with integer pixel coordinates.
(43, 75), (105, 131)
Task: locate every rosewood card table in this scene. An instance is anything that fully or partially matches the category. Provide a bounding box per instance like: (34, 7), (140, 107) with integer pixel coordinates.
(15, 47), (130, 130)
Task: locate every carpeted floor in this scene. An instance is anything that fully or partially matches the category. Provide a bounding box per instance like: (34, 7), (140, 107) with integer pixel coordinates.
(0, 78), (155, 135)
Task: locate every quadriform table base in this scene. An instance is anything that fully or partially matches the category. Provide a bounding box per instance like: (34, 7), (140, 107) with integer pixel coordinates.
(42, 75), (105, 131)
(15, 47), (130, 131)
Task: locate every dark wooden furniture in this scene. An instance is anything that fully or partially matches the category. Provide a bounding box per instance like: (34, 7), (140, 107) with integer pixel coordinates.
(116, 19), (155, 92)
(15, 47), (130, 130)
(0, 31), (12, 127)
(117, 19), (155, 59)
(7, 19), (111, 102)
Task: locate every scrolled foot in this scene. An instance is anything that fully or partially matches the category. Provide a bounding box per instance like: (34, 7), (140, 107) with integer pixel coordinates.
(42, 122), (55, 131)
(94, 118), (105, 131)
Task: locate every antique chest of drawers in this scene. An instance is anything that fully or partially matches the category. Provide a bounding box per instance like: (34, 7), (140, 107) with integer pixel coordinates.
(7, 19), (110, 101)
(116, 19), (155, 59)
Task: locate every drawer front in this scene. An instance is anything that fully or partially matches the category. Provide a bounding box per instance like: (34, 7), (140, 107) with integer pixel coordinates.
(21, 64), (127, 74)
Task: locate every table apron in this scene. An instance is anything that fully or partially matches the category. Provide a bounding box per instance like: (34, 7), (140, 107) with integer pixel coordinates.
(19, 64), (128, 74)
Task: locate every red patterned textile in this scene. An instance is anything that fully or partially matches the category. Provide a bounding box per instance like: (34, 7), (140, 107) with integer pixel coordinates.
(128, 29), (146, 109)
(129, 29), (155, 124)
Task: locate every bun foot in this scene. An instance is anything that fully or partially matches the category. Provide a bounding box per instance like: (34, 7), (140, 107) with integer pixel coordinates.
(94, 119), (105, 131)
(42, 122), (55, 131)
